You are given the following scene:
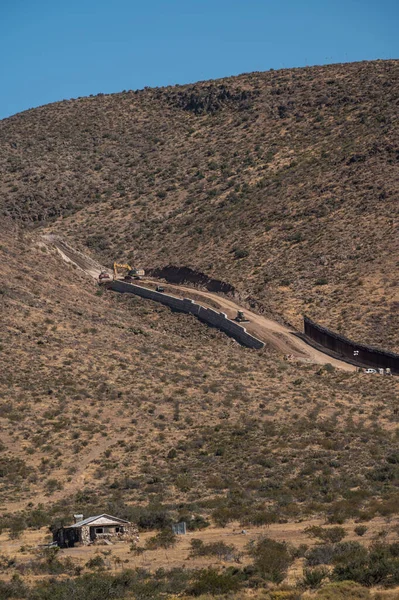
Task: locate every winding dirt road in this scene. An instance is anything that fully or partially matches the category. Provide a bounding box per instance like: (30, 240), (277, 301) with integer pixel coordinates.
(45, 236), (355, 372)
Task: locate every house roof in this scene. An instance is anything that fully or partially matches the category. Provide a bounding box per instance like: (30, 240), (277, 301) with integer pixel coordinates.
(67, 514), (130, 528)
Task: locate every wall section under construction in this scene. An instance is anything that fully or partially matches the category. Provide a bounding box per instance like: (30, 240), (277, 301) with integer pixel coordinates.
(109, 280), (264, 350)
(304, 316), (399, 374)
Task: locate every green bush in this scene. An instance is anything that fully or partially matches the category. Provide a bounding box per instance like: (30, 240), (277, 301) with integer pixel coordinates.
(315, 277), (328, 286)
(188, 567), (243, 596)
(0, 575), (27, 599)
(248, 536), (293, 583)
(189, 539), (238, 561)
(302, 566), (329, 588)
(314, 580), (371, 599)
(85, 555), (106, 570)
(233, 248), (249, 259)
(145, 528), (176, 550)
(86, 234), (109, 251)
(136, 507), (172, 530)
(25, 508), (50, 529)
(185, 515), (210, 531)
(263, 590), (302, 600)
(305, 525), (346, 544)
(306, 543), (336, 566)
(332, 542), (399, 587)
(7, 516), (27, 540)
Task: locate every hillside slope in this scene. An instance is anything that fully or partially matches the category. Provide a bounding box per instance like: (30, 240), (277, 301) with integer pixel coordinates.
(1, 221), (398, 528)
(0, 60), (398, 351)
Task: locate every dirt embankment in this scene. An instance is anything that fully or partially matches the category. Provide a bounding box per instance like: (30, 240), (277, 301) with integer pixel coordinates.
(147, 265), (274, 318)
(148, 265), (236, 294)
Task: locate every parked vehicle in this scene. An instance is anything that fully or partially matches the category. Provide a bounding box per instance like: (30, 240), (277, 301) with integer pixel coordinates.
(98, 270), (112, 284)
(364, 368), (377, 374)
(235, 310), (249, 323)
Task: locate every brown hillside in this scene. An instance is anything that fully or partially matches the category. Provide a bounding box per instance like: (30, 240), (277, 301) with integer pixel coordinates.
(0, 60), (398, 350)
(0, 220), (398, 526)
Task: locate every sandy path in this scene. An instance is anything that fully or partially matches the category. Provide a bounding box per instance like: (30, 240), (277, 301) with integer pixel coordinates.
(43, 236), (355, 372)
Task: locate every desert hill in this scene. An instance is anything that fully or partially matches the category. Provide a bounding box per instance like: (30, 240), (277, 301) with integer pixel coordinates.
(0, 220), (398, 524)
(0, 219), (398, 600)
(0, 60), (398, 350)
(1, 58), (399, 595)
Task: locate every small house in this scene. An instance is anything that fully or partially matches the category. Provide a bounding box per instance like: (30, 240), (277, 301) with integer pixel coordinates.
(53, 513), (138, 548)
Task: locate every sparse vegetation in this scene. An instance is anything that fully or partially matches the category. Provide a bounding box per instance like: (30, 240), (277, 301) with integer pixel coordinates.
(0, 60), (398, 597)
(1, 60), (398, 350)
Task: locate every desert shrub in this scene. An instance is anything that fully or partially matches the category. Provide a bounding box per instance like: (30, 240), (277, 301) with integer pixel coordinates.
(0, 575), (27, 599)
(315, 277), (328, 286)
(86, 234), (109, 251)
(25, 508), (50, 529)
(45, 478), (62, 493)
(145, 528), (176, 550)
(306, 541), (369, 569)
(263, 590), (302, 600)
(313, 580), (371, 599)
(135, 507), (172, 530)
(332, 542), (399, 587)
(188, 567), (243, 596)
(20, 547), (78, 576)
(306, 543), (337, 566)
(305, 525), (346, 544)
(248, 536), (293, 583)
(233, 248), (249, 259)
(354, 525), (367, 537)
(185, 514), (210, 531)
(22, 568), (191, 599)
(302, 566), (329, 588)
(325, 500), (360, 524)
(85, 555), (106, 570)
(0, 457), (31, 480)
(7, 516), (27, 539)
(291, 544), (309, 559)
(189, 539), (238, 561)
(241, 509), (278, 527)
(211, 505), (241, 527)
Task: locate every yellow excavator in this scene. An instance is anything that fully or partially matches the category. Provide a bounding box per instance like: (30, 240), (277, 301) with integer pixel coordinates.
(113, 263), (144, 281)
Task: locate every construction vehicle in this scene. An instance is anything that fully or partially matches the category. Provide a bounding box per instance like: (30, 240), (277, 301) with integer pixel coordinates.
(113, 263), (145, 281)
(98, 270), (112, 284)
(235, 310), (249, 323)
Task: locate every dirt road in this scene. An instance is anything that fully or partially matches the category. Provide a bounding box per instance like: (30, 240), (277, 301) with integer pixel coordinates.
(142, 280), (355, 370)
(45, 236), (355, 372)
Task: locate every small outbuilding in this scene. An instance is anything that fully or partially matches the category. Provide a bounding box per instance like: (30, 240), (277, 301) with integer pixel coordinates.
(53, 513), (138, 548)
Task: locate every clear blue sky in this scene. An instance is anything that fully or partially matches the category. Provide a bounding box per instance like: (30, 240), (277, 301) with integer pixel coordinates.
(1, 0), (398, 119)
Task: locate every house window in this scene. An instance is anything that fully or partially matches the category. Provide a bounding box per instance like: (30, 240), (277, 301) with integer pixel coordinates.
(95, 527), (104, 534)
(115, 527), (123, 533)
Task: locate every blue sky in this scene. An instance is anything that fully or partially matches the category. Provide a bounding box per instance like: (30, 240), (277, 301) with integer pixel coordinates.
(1, 0), (398, 119)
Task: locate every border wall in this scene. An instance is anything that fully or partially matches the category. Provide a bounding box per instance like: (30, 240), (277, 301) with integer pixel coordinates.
(304, 316), (399, 373)
(109, 280), (264, 350)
